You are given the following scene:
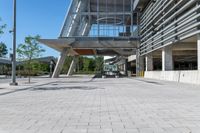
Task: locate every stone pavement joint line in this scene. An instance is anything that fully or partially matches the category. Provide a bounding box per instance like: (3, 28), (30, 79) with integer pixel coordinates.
(0, 77), (200, 133)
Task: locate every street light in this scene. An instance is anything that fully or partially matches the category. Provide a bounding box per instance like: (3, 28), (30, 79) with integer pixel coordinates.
(10, 0), (18, 86)
(49, 60), (54, 78)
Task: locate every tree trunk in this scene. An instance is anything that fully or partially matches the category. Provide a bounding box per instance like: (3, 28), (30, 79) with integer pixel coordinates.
(28, 60), (31, 83)
(28, 74), (31, 83)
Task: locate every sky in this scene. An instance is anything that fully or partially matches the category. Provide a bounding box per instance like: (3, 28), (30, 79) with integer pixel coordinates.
(0, 0), (71, 58)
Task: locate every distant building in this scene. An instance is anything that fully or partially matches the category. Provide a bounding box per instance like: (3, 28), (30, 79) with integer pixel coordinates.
(0, 56), (56, 76)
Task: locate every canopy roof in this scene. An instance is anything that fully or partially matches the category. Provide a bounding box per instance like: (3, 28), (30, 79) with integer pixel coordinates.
(39, 37), (138, 56)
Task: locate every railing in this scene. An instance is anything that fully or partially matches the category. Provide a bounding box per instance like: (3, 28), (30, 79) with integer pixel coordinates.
(140, 0), (200, 56)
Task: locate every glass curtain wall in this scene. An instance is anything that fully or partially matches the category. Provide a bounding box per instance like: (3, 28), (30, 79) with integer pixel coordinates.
(64, 0), (137, 37)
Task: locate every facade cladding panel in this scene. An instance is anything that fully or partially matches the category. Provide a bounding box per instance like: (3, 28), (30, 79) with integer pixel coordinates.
(140, 0), (200, 56)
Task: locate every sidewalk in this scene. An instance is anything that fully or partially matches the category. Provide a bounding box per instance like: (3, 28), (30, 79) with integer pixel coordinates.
(0, 77), (200, 133)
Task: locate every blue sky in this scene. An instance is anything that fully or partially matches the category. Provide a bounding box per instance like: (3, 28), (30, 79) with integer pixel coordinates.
(0, 0), (71, 58)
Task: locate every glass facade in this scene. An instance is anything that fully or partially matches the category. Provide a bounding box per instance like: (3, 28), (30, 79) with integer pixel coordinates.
(60, 0), (138, 38)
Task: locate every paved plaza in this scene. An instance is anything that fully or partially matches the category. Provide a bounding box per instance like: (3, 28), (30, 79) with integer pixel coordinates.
(0, 77), (200, 133)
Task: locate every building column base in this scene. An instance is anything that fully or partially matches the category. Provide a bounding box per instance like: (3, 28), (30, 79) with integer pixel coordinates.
(162, 46), (173, 71)
(145, 54), (153, 71)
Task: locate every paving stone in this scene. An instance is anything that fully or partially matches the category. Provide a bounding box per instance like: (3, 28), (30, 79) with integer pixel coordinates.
(0, 77), (200, 133)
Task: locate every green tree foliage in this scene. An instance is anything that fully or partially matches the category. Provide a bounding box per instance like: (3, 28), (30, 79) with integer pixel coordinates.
(82, 56), (103, 73)
(0, 18), (6, 35)
(94, 56), (104, 71)
(88, 59), (95, 71)
(0, 18), (8, 57)
(83, 57), (90, 71)
(17, 35), (45, 83)
(38, 63), (49, 74)
(62, 56), (104, 74)
(0, 43), (8, 57)
(17, 61), (50, 77)
(78, 56), (84, 71)
(30, 61), (49, 75)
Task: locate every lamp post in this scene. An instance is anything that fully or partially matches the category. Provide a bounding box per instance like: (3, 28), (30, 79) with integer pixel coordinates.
(10, 0), (18, 86)
(50, 60), (54, 78)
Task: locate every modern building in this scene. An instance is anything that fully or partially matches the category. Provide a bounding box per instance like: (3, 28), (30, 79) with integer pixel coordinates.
(39, 0), (139, 78)
(138, 0), (200, 84)
(40, 0), (200, 83)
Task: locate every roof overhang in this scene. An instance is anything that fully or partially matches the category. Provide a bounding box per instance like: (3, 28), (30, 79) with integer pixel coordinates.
(39, 37), (138, 56)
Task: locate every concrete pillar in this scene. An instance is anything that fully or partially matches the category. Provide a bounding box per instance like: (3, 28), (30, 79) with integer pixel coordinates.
(136, 56), (144, 76)
(123, 59), (128, 75)
(198, 34), (200, 70)
(52, 48), (69, 78)
(162, 46), (173, 71)
(67, 56), (77, 76)
(136, 48), (145, 76)
(145, 54), (153, 71)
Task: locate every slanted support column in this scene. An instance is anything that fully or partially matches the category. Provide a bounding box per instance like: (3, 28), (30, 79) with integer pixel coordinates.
(162, 46), (173, 71)
(145, 54), (153, 71)
(67, 56), (77, 76)
(198, 34), (200, 70)
(52, 48), (69, 78)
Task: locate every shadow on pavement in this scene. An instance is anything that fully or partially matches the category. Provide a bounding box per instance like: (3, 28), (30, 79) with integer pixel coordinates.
(0, 81), (58, 96)
(31, 86), (104, 91)
(134, 78), (164, 85)
(0, 78), (99, 96)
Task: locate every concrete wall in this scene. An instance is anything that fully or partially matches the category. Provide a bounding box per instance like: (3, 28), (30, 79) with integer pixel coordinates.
(144, 71), (200, 85)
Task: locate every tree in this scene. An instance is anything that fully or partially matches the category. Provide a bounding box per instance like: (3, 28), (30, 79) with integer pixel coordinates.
(83, 57), (90, 71)
(0, 18), (7, 57)
(17, 35), (45, 83)
(94, 56), (104, 72)
(0, 18), (6, 35)
(78, 56), (84, 72)
(88, 59), (95, 71)
(0, 42), (8, 57)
